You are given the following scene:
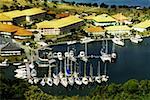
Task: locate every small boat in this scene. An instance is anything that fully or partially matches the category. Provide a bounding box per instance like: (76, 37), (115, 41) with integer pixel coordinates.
(112, 37), (124, 46)
(67, 40), (77, 45)
(130, 34), (143, 43)
(68, 77), (74, 86)
(0, 59), (9, 67)
(46, 78), (53, 86)
(89, 64), (94, 83)
(18, 65), (26, 68)
(13, 62), (22, 66)
(28, 78), (33, 84)
(40, 78), (46, 86)
(111, 43), (117, 60)
(80, 37), (94, 44)
(53, 76), (60, 86)
(29, 63), (34, 69)
(60, 77), (68, 87)
(75, 77), (82, 85)
(101, 75), (109, 82)
(31, 69), (37, 77)
(14, 68), (26, 73)
(33, 77), (39, 84)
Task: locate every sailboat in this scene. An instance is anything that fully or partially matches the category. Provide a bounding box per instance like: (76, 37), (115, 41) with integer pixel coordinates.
(101, 63), (109, 82)
(74, 63), (82, 85)
(82, 63), (89, 85)
(60, 56), (68, 87)
(28, 78), (33, 84)
(100, 40), (111, 63)
(46, 65), (53, 86)
(30, 69), (37, 77)
(111, 43), (117, 62)
(40, 75), (46, 86)
(95, 61), (101, 84)
(53, 61), (60, 86)
(33, 77), (39, 84)
(68, 58), (74, 86)
(89, 64), (94, 83)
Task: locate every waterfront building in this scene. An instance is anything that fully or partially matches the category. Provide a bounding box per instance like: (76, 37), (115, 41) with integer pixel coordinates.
(133, 20), (150, 32)
(14, 29), (33, 39)
(105, 25), (131, 36)
(112, 13), (132, 25)
(84, 14), (117, 26)
(1, 8), (46, 25)
(84, 26), (105, 37)
(36, 16), (84, 35)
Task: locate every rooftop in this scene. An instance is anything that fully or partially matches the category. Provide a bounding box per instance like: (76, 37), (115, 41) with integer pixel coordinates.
(36, 16), (83, 29)
(85, 26), (105, 33)
(0, 24), (20, 33)
(105, 25), (131, 31)
(21, 8), (46, 16)
(84, 14), (116, 22)
(2, 10), (25, 19)
(14, 29), (33, 36)
(133, 20), (150, 29)
(0, 13), (12, 21)
(112, 13), (128, 21)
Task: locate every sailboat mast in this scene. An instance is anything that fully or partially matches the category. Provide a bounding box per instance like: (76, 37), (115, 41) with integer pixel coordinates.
(98, 61), (100, 76)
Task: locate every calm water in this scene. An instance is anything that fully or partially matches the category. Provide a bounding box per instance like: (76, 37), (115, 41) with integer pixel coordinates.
(2, 37), (150, 96)
(63, 0), (150, 7)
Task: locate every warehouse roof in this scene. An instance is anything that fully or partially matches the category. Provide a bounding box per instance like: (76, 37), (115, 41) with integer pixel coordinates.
(85, 26), (105, 32)
(105, 25), (131, 31)
(112, 13), (128, 21)
(21, 8), (46, 16)
(36, 16), (83, 29)
(133, 20), (150, 29)
(0, 13), (12, 21)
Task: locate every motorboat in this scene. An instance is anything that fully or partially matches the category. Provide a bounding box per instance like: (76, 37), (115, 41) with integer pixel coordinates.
(112, 37), (124, 46)
(75, 77), (82, 85)
(30, 69), (37, 77)
(89, 64), (94, 83)
(14, 68), (26, 73)
(13, 62), (22, 66)
(80, 37), (94, 44)
(130, 34), (143, 43)
(69, 50), (77, 62)
(60, 77), (68, 87)
(46, 77), (53, 86)
(111, 43), (117, 60)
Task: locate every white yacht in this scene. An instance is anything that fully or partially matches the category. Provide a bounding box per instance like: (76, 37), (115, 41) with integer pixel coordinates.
(46, 77), (53, 86)
(80, 37), (94, 44)
(53, 74), (60, 86)
(30, 69), (37, 77)
(68, 76), (74, 86)
(95, 61), (101, 84)
(111, 43), (117, 60)
(13, 62), (22, 66)
(101, 64), (109, 82)
(18, 65), (26, 68)
(100, 40), (111, 63)
(73, 66), (82, 85)
(60, 77), (68, 87)
(112, 37), (124, 46)
(14, 68), (26, 73)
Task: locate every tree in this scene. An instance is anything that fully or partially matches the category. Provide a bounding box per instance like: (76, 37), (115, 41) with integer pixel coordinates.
(122, 79), (139, 94)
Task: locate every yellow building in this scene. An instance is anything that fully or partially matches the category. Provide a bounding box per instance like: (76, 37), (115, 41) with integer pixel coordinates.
(36, 16), (84, 35)
(133, 20), (150, 32)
